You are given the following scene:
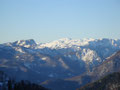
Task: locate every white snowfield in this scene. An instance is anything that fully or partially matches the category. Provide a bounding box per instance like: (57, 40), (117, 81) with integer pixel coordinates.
(38, 38), (120, 49)
(38, 38), (95, 49)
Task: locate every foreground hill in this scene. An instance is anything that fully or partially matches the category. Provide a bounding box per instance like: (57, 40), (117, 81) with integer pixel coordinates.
(0, 71), (47, 90)
(78, 72), (120, 90)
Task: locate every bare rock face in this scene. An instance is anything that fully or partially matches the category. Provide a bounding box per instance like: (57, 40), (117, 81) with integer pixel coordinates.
(88, 51), (120, 79)
(67, 51), (120, 88)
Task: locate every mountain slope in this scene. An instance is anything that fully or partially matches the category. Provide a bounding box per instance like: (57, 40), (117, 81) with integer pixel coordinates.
(43, 50), (120, 90)
(68, 50), (120, 86)
(78, 72), (120, 90)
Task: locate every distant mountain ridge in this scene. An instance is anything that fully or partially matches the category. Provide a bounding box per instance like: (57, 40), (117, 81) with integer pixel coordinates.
(3, 38), (120, 49)
(5, 38), (120, 61)
(4, 39), (37, 48)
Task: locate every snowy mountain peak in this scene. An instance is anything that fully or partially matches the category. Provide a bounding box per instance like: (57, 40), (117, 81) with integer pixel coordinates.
(37, 38), (120, 49)
(17, 39), (36, 44)
(12, 39), (37, 48)
(38, 38), (95, 49)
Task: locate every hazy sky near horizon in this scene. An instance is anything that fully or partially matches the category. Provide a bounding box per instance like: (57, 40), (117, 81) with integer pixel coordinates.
(0, 0), (120, 43)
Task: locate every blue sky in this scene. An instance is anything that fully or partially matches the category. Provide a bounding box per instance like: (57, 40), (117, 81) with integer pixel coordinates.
(0, 0), (120, 43)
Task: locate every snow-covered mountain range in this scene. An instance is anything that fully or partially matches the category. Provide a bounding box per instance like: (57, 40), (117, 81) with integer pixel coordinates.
(6, 38), (120, 64)
(38, 38), (120, 49)
(0, 38), (120, 83)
